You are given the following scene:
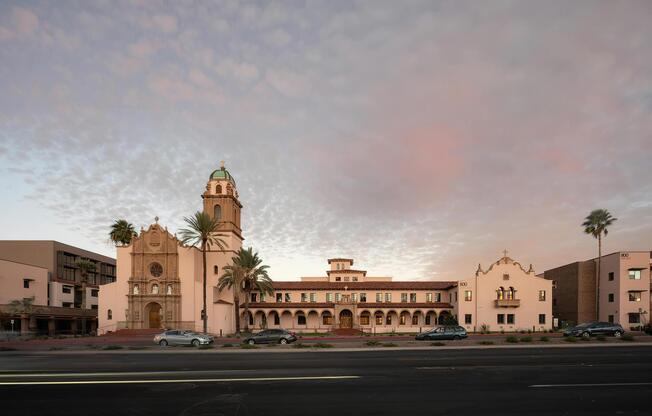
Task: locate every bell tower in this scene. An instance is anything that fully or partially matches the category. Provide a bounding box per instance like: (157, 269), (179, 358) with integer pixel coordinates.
(202, 161), (243, 243)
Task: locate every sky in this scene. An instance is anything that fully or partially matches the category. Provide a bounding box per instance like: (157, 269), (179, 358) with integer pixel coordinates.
(1, 0), (651, 281)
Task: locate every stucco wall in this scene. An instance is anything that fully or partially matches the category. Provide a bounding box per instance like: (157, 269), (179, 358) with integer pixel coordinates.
(0, 259), (49, 306)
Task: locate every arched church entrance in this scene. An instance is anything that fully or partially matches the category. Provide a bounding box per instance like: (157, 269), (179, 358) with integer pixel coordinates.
(339, 309), (353, 329)
(146, 302), (162, 329)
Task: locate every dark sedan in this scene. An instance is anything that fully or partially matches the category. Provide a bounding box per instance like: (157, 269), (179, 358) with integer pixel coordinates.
(242, 329), (298, 345)
(415, 326), (468, 341)
(563, 322), (624, 338)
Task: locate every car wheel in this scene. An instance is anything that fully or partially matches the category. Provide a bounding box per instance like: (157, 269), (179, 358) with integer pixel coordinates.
(159, 340), (168, 347)
(247, 339), (256, 345)
(582, 331), (590, 338)
(614, 331), (622, 338)
(279, 338), (288, 345)
(192, 339), (200, 347)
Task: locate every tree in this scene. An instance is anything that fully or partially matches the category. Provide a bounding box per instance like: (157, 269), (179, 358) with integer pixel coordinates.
(179, 211), (227, 334)
(109, 219), (137, 246)
(8, 297), (35, 315)
(582, 209), (617, 320)
(232, 247), (274, 332)
(217, 263), (245, 334)
(76, 259), (96, 309)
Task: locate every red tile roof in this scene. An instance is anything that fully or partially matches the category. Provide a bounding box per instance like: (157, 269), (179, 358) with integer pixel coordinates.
(326, 269), (367, 275)
(269, 281), (457, 290)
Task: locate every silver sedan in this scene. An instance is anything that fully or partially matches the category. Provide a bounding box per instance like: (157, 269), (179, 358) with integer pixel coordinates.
(154, 330), (214, 347)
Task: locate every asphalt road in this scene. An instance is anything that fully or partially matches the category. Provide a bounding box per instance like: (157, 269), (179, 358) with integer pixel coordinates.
(1, 346), (651, 415)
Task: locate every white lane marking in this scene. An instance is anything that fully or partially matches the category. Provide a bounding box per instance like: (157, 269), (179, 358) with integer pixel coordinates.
(0, 375), (360, 386)
(0, 370), (257, 378)
(530, 382), (652, 388)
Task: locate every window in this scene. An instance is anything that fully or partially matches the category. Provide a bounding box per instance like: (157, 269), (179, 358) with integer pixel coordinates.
(310, 293), (316, 302)
(412, 315), (419, 325)
(213, 204), (222, 221)
(215, 184), (222, 194)
(323, 314), (332, 325)
(538, 314), (546, 324)
(507, 314), (515, 324)
(497, 314), (505, 324)
(360, 293), (367, 302)
(352, 277), (358, 282)
(496, 287), (504, 300)
(537, 290), (545, 301)
(274, 313), (280, 325)
(326, 293), (333, 302)
(425, 314), (432, 325)
(62, 286), (72, 294)
(91, 289), (99, 297)
(276, 293), (282, 302)
(400, 314), (406, 325)
(335, 293), (341, 302)
(385, 293), (391, 302)
(401, 293), (408, 302)
(608, 293), (614, 302)
(454, 292), (458, 302)
(149, 262), (163, 277)
(335, 277), (341, 282)
(608, 272), (614, 281)
(344, 276), (350, 282)
(410, 293), (417, 303)
(628, 313), (640, 324)
(629, 270), (641, 280)
(284, 293), (291, 303)
(464, 290), (472, 301)
(608, 315), (614, 323)
(23, 279), (30, 289)
(337, 263), (341, 270)
(297, 314), (306, 325)
(360, 314), (370, 325)
(386, 314), (392, 325)
(464, 314), (472, 324)
(251, 293), (258, 303)
(629, 292), (641, 302)
(426, 293), (433, 303)
(435, 292), (441, 302)
(375, 312), (383, 325)
(352, 293), (358, 302)
(213, 265), (218, 275)
(301, 293), (308, 302)
(376, 293), (382, 302)
(107, 309), (112, 320)
(260, 293), (266, 302)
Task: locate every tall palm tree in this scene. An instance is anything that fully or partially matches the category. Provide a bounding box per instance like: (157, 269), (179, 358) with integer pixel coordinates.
(217, 263), (245, 334)
(75, 259), (96, 309)
(109, 219), (137, 246)
(582, 209), (617, 320)
(233, 247), (274, 332)
(179, 211), (228, 334)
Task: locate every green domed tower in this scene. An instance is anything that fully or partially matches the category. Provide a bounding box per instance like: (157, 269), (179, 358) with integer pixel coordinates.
(202, 161), (243, 241)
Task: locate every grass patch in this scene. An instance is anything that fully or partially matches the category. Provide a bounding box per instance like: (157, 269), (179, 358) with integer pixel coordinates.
(198, 345), (214, 350)
(102, 345), (123, 350)
(48, 347), (64, 351)
(0, 347), (17, 352)
(127, 346), (149, 350)
(505, 336), (519, 343)
(539, 336), (549, 342)
(381, 342), (398, 347)
(431, 342), (446, 346)
(312, 342), (334, 348)
(85, 344), (100, 350)
(365, 340), (382, 347)
(477, 341), (494, 345)
(222, 343), (234, 348)
(597, 336), (607, 342)
(620, 334), (635, 342)
(240, 344), (259, 349)
(564, 336), (578, 343)
(292, 343), (311, 349)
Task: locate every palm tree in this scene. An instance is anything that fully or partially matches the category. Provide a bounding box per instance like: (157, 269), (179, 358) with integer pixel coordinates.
(232, 247), (274, 332)
(582, 209), (617, 320)
(76, 259), (96, 309)
(109, 219), (137, 246)
(179, 211), (228, 334)
(217, 263), (245, 334)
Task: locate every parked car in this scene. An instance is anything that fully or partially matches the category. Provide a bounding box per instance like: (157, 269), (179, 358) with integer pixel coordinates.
(644, 325), (652, 335)
(242, 329), (297, 345)
(415, 326), (468, 341)
(563, 322), (624, 338)
(154, 330), (214, 346)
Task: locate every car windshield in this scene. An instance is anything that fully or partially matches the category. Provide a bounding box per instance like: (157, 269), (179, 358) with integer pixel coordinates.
(574, 323), (591, 329)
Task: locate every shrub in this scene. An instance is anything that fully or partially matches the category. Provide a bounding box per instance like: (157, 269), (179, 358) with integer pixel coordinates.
(597, 336), (607, 341)
(477, 341), (494, 345)
(49, 347), (63, 351)
(102, 345), (123, 350)
(431, 342), (446, 346)
(480, 324), (490, 334)
(292, 343), (310, 349)
(520, 337), (532, 343)
(312, 343), (333, 348)
(381, 343), (397, 348)
(222, 343), (234, 348)
(499, 329), (505, 334)
(539, 336), (549, 342)
(564, 336), (577, 343)
(365, 340), (381, 347)
(620, 334), (635, 342)
(505, 336), (519, 343)
(527, 329), (532, 334)
(240, 344), (259, 349)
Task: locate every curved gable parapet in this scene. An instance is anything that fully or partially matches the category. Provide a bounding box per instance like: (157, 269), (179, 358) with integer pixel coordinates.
(476, 255), (536, 277)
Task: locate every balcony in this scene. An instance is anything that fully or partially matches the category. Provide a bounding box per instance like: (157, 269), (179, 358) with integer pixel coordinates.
(495, 299), (520, 308)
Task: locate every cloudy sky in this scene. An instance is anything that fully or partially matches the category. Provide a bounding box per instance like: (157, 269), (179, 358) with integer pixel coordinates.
(1, 0), (651, 281)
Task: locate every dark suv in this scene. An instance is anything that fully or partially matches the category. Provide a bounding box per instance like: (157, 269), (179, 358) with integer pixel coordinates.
(563, 322), (624, 338)
(242, 329), (297, 345)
